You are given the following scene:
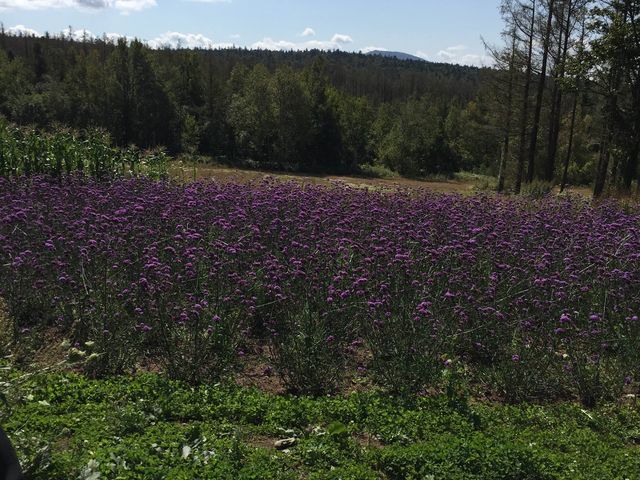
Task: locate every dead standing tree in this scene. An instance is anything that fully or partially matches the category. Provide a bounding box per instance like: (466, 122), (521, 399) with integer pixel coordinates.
(526, 0), (556, 183)
(485, 1), (523, 192)
(515, 0), (538, 193)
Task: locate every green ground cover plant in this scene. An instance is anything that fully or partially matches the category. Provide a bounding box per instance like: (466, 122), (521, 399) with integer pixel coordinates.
(2, 371), (640, 480)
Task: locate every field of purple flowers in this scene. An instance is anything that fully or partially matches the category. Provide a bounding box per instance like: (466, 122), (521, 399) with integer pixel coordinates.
(1, 176), (639, 406)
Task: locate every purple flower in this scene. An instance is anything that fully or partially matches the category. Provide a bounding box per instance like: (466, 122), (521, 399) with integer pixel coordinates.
(2, 175), (639, 393)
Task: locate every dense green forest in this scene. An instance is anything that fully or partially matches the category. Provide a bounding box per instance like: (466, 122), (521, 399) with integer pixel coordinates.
(0, 31), (493, 177)
(0, 0), (638, 194)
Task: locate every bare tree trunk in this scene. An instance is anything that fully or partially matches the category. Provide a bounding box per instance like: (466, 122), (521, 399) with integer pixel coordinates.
(628, 2), (640, 191)
(594, 126), (613, 198)
(623, 135), (640, 190)
(545, 0), (572, 182)
(594, 6), (627, 198)
(594, 92), (618, 198)
(527, 0), (556, 183)
(622, 90), (640, 190)
(515, 0), (537, 194)
(560, 91), (578, 192)
(498, 29), (518, 193)
(560, 14), (585, 193)
(610, 150), (620, 188)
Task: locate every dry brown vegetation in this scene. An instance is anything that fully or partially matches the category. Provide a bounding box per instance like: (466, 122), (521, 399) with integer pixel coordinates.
(169, 162), (482, 194)
(167, 162), (614, 200)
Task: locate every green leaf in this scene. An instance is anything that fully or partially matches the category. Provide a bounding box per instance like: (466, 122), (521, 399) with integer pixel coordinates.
(327, 421), (347, 437)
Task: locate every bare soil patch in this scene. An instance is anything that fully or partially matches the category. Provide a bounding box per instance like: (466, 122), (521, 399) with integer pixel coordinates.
(168, 163), (476, 194)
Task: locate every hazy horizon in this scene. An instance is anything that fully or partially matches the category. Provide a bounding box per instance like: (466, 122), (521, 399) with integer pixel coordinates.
(0, 0), (502, 66)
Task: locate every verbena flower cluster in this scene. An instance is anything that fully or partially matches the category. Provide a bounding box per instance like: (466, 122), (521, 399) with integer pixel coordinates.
(1, 176), (639, 404)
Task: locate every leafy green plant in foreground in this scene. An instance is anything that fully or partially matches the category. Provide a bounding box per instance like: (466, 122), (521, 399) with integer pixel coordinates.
(1, 371), (639, 479)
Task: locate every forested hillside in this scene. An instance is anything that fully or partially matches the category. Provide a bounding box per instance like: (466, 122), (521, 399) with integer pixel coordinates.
(0, 29), (502, 177)
(1, 0), (639, 196)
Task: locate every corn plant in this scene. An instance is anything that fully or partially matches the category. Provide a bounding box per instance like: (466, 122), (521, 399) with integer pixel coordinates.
(0, 121), (170, 179)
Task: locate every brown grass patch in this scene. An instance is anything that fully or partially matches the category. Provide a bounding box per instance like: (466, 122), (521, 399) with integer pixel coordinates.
(168, 162), (476, 194)
(246, 434), (281, 450)
(29, 328), (68, 366)
(234, 347), (286, 395)
(355, 432), (384, 449)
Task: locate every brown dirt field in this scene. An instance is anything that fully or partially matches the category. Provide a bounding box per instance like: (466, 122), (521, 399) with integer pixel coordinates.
(235, 355), (286, 395)
(168, 162), (611, 200)
(168, 162), (477, 194)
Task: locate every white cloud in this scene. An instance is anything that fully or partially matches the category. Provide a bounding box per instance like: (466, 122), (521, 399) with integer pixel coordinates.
(4, 23), (232, 49)
(9, 23), (127, 42)
(105, 32), (132, 42)
(331, 33), (352, 44)
(61, 26), (95, 40)
(417, 45), (490, 67)
(113, 0), (156, 13)
(301, 27), (315, 37)
(230, 33), (240, 39)
(437, 49), (456, 60)
(361, 46), (388, 54)
(0, 0), (71, 9)
(444, 44), (467, 52)
(0, 0), (156, 13)
(76, 0), (109, 7)
(147, 31), (233, 49)
(184, 0), (231, 2)
(252, 38), (296, 50)
(6, 24), (40, 36)
(251, 33), (354, 52)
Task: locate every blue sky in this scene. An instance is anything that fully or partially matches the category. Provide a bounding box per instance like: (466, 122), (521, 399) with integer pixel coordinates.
(0, 0), (503, 66)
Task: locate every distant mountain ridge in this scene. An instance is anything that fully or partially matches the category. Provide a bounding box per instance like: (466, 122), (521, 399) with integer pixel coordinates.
(365, 50), (425, 62)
